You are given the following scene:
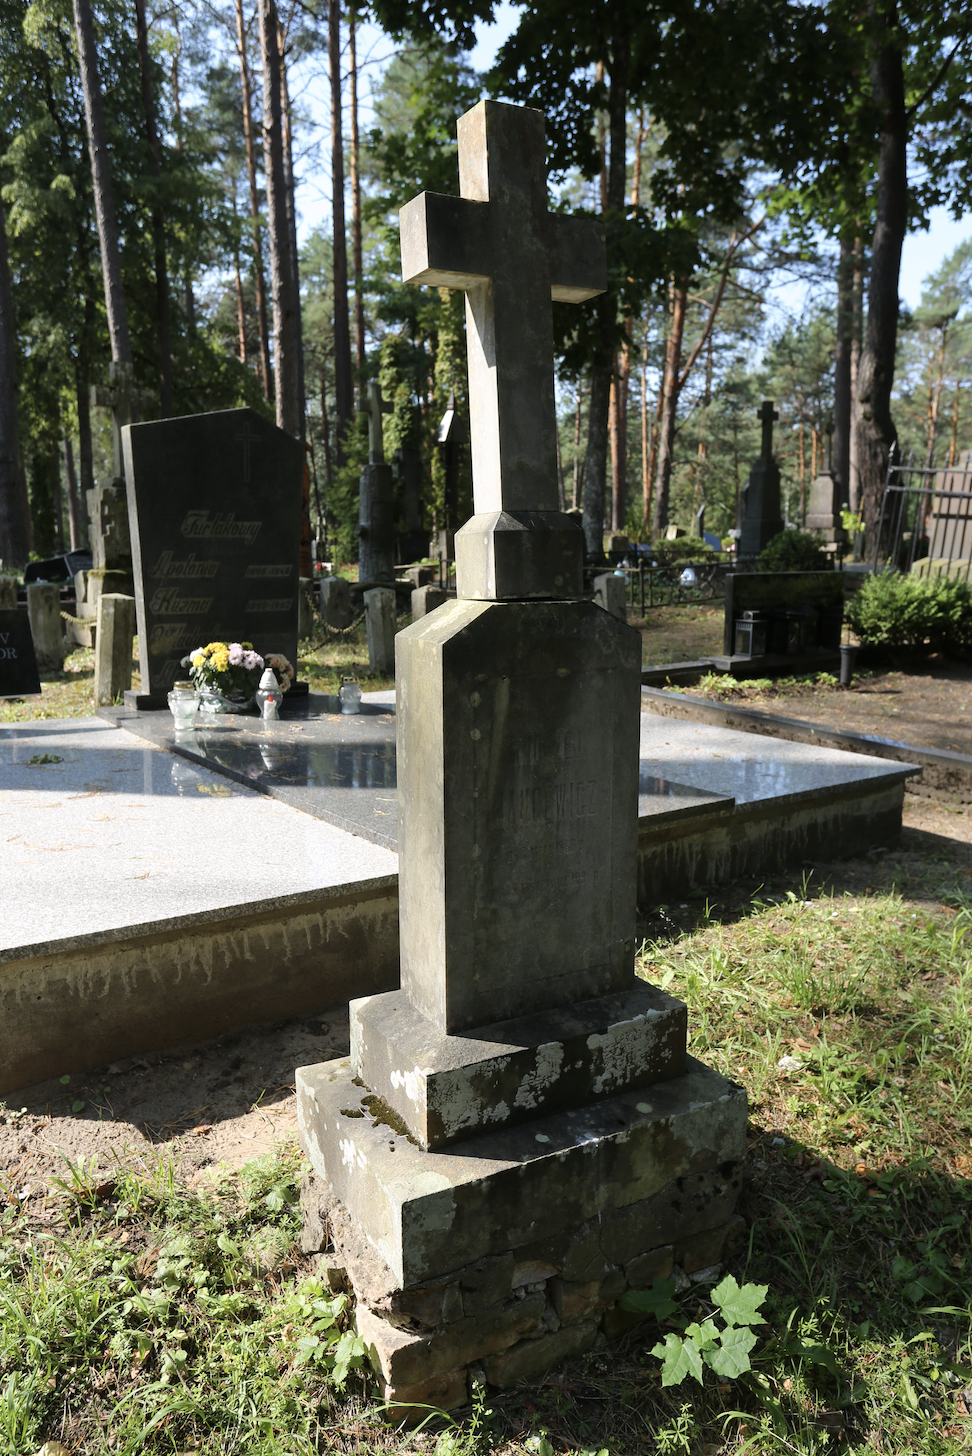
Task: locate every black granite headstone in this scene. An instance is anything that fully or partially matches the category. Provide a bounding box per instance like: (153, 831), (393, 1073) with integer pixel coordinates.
(123, 408), (303, 698)
(0, 610), (42, 697)
(723, 572), (844, 657)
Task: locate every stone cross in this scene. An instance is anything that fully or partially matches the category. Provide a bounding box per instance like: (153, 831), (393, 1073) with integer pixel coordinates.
(358, 381), (393, 465)
(400, 101), (605, 516)
(91, 362), (152, 478)
(757, 399), (779, 462)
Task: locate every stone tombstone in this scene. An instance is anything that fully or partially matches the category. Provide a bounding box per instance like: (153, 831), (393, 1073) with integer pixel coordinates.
(410, 583), (453, 620)
(123, 408), (303, 699)
(393, 446), (426, 562)
(319, 575), (352, 628)
(722, 571), (844, 658)
(0, 609), (41, 697)
(364, 586), (396, 673)
(26, 582), (64, 676)
(357, 382), (396, 584)
(0, 577), (17, 611)
(806, 471), (845, 545)
(94, 593), (136, 706)
(593, 570), (626, 621)
(929, 449), (972, 561)
(738, 400), (784, 557)
(297, 100), (747, 1407)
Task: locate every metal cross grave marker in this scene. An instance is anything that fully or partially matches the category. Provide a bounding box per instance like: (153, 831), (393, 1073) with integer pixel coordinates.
(400, 100), (605, 516)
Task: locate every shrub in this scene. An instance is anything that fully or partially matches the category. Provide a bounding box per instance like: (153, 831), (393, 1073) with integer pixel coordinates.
(652, 537), (719, 565)
(847, 571), (972, 654)
(757, 529), (827, 572)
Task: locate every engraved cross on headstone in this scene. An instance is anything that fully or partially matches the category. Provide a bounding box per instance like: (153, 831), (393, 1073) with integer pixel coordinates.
(91, 362), (152, 478)
(400, 101), (605, 518)
(757, 399), (779, 462)
(235, 417), (262, 483)
(357, 381), (393, 464)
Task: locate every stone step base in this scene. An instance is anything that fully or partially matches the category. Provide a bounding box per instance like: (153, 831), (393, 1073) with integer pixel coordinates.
(349, 981), (687, 1149)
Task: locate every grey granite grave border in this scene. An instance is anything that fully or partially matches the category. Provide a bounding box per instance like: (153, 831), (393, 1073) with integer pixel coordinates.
(641, 686), (967, 802)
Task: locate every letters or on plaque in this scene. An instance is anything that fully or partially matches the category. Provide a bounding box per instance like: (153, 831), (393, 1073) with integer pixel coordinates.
(0, 611), (41, 698)
(123, 408), (303, 695)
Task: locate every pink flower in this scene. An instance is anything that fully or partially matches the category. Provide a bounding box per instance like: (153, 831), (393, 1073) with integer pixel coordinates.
(228, 642), (244, 666)
(243, 650), (263, 671)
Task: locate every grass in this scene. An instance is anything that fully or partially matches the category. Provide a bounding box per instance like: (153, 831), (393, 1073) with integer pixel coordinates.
(669, 670), (848, 701)
(3, 835), (971, 1453)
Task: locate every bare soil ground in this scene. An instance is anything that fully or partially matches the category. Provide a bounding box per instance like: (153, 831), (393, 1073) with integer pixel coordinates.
(3, 792), (968, 1207)
(698, 657), (972, 755)
(637, 603), (725, 663)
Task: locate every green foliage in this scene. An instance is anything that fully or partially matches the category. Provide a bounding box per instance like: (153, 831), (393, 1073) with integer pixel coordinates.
(847, 570), (972, 653)
(620, 1274), (768, 1387)
(758, 529), (828, 572)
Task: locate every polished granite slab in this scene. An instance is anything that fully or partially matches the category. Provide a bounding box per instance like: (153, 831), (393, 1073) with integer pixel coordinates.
(104, 693), (399, 849)
(0, 717), (397, 955)
(106, 689), (913, 854)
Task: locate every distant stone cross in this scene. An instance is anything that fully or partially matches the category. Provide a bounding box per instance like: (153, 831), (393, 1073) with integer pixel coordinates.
(400, 100), (605, 515)
(358, 381), (393, 464)
(235, 417), (262, 482)
(757, 400), (779, 461)
(91, 361), (152, 478)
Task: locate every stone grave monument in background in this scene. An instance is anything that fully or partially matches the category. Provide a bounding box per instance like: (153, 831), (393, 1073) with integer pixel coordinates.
(738, 400), (784, 558)
(805, 427), (845, 548)
(297, 100), (747, 1410)
(122, 407), (303, 707)
(0, 609), (41, 698)
(357, 381), (395, 585)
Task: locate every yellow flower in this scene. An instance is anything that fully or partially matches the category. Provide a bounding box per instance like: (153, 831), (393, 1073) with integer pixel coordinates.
(190, 652), (205, 668)
(210, 648), (230, 672)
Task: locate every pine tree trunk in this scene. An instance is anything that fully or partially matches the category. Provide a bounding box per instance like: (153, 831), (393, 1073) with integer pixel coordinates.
(279, 20), (305, 438)
(134, 0), (172, 415)
(259, 0), (299, 435)
(853, 0), (907, 544)
(63, 437), (83, 550)
(349, 12), (365, 390)
(0, 190), (28, 568)
(848, 238), (863, 512)
(582, 22), (629, 561)
(329, 0), (353, 462)
(833, 231), (854, 506)
(236, 0), (273, 400)
(72, 0), (132, 366)
(652, 280), (688, 534)
(234, 256), (248, 363)
(572, 379), (584, 509)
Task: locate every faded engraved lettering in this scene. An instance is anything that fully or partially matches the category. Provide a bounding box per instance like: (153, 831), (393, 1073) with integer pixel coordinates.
(245, 598), (293, 613)
(149, 587), (214, 615)
(244, 564), (293, 579)
(502, 777), (599, 827)
(180, 510), (262, 546)
(149, 551), (220, 580)
(148, 622), (199, 654)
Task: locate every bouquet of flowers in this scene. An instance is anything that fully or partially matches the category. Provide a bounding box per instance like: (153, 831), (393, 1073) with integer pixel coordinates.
(182, 641), (265, 699)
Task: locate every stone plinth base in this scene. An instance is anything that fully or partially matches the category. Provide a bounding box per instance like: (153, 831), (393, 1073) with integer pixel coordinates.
(296, 1054), (747, 1409)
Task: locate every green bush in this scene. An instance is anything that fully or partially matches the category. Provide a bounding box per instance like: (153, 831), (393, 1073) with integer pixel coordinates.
(757, 529), (827, 572)
(847, 571), (972, 654)
(653, 537), (720, 565)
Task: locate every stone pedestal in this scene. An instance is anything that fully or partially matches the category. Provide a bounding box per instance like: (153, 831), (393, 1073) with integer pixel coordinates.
(320, 576), (352, 629)
(94, 594), (136, 706)
(71, 567), (135, 648)
(738, 459), (784, 558)
(359, 463), (396, 584)
(593, 571), (626, 621)
(411, 584), (454, 620)
(805, 472), (846, 547)
(26, 582), (64, 677)
(297, 597), (749, 1408)
(364, 587), (396, 674)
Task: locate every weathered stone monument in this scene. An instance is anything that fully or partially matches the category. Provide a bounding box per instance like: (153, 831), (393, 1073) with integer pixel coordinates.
(122, 407), (303, 706)
(738, 400), (785, 557)
(357, 382), (396, 584)
(320, 574), (353, 628)
(593, 570), (626, 621)
(805, 428), (845, 546)
(394, 446), (426, 562)
(93, 593), (136, 706)
(26, 582), (64, 676)
(364, 585), (396, 674)
(297, 101), (746, 1410)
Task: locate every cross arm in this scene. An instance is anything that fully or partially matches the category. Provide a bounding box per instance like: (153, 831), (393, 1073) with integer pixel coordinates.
(400, 193), (492, 289)
(548, 214), (606, 302)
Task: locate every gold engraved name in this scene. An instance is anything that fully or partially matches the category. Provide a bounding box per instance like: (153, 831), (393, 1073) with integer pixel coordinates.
(503, 777), (598, 827)
(149, 551), (219, 580)
(244, 564), (293, 579)
(245, 598), (293, 613)
(149, 587), (214, 615)
(180, 510), (262, 545)
(148, 622), (198, 654)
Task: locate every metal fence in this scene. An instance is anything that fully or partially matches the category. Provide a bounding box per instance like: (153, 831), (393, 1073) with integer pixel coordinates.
(873, 451), (972, 578)
(584, 556), (727, 616)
